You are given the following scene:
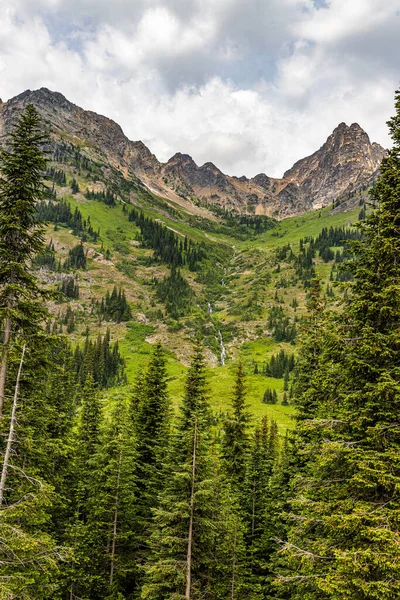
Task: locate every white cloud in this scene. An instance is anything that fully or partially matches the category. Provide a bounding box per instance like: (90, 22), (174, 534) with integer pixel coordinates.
(295, 0), (398, 43)
(0, 0), (399, 178)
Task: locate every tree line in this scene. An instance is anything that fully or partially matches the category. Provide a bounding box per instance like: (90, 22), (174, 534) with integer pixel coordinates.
(128, 207), (205, 269)
(36, 197), (100, 242)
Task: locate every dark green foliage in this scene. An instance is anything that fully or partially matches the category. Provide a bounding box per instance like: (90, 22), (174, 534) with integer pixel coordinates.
(221, 211), (276, 237)
(275, 243), (295, 262)
(222, 363), (251, 492)
(86, 187), (117, 206)
(53, 141), (101, 176)
(0, 336), (78, 598)
(156, 267), (194, 319)
(73, 330), (126, 388)
(66, 374), (106, 600)
(244, 417), (279, 595)
(34, 239), (57, 270)
(0, 484), (65, 600)
(141, 341), (240, 600)
(291, 278), (327, 423)
(318, 244), (334, 262)
(64, 241), (87, 270)
(132, 342), (171, 590)
(283, 371), (289, 391)
(267, 306), (296, 343)
(4, 87), (400, 600)
(36, 198), (100, 241)
(0, 103), (48, 339)
(68, 393), (138, 600)
(63, 305), (76, 332)
(202, 204), (276, 239)
(95, 286), (132, 322)
(47, 166), (67, 186)
(294, 238), (316, 286)
(325, 283), (334, 297)
(59, 275), (80, 299)
(314, 225), (362, 263)
(70, 177), (80, 194)
(128, 207), (205, 269)
(95, 398), (138, 597)
(277, 91), (400, 599)
(130, 369), (145, 421)
(133, 343), (170, 511)
(262, 388), (278, 404)
(263, 349), (295, 378)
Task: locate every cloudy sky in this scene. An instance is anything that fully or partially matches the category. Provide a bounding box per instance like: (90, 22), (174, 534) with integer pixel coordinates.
(1, 0), (399, 177)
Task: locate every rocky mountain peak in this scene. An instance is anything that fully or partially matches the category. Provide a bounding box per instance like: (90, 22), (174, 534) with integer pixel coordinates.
(282, 121), (385, 210)
(0, 87), (388, 218)
(251, 173), (271, 189)
(167, 152), (196, 166)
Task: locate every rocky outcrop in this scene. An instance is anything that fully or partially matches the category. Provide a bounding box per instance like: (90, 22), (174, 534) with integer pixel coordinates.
(282, 122), (386, 209)
(0, 88), (386, 218)
(0, 87), (160, 177)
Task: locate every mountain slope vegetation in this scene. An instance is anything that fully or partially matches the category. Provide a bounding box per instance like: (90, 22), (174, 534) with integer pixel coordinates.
(0, 88), (398, 600)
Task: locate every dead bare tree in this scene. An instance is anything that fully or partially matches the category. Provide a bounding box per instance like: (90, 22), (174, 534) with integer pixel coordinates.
(0, 345), (26, 506)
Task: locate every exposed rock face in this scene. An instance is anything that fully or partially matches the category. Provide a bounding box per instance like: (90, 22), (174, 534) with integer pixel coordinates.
(0, 88), (386, 218)
(0, 87), (160, 177)
(283, 122), (386, 209)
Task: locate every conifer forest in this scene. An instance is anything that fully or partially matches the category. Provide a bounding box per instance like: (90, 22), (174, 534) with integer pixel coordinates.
(0, 88), (400, 600)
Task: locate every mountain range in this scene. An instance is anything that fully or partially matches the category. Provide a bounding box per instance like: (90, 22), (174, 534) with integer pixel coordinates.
(0, 87), (386, 218)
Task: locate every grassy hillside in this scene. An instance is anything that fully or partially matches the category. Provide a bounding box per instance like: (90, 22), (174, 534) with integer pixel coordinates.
(39, 145), (367, 431)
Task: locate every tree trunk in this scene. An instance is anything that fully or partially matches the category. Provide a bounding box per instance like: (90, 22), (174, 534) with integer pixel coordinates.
(0, 315), (12, 418)
(185, 416), (197, 600)
(250, 483), (256, 570)
(110, 444), (123, 588)
(0, 344), (26, 506)
(231, 518), (237, 600)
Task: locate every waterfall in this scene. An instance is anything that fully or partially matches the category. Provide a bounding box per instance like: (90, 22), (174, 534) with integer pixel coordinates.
(207, 302), (212, 315)
(218, 330), (227, 366)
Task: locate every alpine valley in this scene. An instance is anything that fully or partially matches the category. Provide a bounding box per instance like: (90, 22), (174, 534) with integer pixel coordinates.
(1, 84), (400, 600)
(0, 87), (386, 430)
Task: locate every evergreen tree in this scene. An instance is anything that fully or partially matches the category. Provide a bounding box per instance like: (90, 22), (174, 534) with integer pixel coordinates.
(67, 375), (104, 600)
(141, 340), (220, 600)
(156, 267), (194, 319)
(91, 397), (138, 598)
(277, 89), (400, 600)
(70, 177), (80, 194)
(0, 104), (48, 416)
(262, 389), (278, 404)
(244, 417), (279, 597)
(130, 369), (145, 421)
(222, 362), (251, 493)
(60, 276), (80, 299)
(64, 241), (86, 270)
(0, 482), (66, 599)
(133, 343), (171, 576)
(0, 343), (68, 600)
(96, 286), (132, 323)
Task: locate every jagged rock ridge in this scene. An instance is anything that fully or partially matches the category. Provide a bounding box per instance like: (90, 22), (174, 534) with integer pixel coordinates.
(0, 88), (386, 218)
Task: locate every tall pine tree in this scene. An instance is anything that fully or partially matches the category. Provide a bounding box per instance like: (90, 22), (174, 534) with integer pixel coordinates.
(277, 89), (400, 600)
(133, 343), (171, 583)
(141, 340), (218, 600)
(0, 104), (48, 417)
(222, 362), (251, 495)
